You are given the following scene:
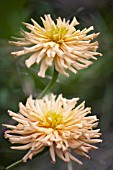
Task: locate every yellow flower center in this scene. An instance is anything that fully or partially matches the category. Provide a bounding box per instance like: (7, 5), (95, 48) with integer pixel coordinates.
(46, 25), (68, 43)
(44, 111), (63, 129)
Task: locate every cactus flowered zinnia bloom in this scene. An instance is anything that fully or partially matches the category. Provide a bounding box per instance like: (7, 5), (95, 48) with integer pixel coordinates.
(4, 94), (102, 164)
(10, 14), (102, 77)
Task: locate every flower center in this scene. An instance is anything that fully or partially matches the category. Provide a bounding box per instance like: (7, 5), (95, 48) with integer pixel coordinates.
(46, 25), (68, 43)
(44, 111), (63, 129)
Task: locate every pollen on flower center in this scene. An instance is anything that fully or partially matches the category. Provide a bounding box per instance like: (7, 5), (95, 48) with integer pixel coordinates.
(44, 111), (63, 128)
(46, 25), (68, 43)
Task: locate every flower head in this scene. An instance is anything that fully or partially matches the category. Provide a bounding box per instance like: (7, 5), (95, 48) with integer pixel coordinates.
(4, 94), (102, 164)
(10, 14), (102, 77)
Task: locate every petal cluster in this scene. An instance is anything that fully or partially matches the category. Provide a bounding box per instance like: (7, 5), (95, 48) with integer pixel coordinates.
(10, 14), (102, 77)
(4, 94), (102, 164)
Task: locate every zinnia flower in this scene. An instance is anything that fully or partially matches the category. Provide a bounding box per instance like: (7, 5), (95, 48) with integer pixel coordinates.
(10, 14), (102, 77)
(4, 94), (102, 164)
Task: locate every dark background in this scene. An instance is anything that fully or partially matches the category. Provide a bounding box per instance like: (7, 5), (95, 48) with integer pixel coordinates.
(0, 0), (113, 169)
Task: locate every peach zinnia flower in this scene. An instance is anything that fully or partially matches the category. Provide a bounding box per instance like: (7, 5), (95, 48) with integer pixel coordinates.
(4, 94), (102, 164)
(10, 14), (102, 77)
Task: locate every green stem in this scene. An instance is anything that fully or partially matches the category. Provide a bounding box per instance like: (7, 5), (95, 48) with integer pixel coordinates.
(67, 161), (73, 170)
(39, 68), (58, 98)
(5, 145), (49, 170)
(5, 159), (22, 170)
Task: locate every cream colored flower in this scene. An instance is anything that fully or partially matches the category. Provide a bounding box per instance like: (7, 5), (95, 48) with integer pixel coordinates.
(10, 14), (102, 77)
(4, 94), (102, 164)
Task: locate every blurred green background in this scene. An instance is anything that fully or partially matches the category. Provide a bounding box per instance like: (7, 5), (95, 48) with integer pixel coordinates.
(0, 0), (113, 169)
